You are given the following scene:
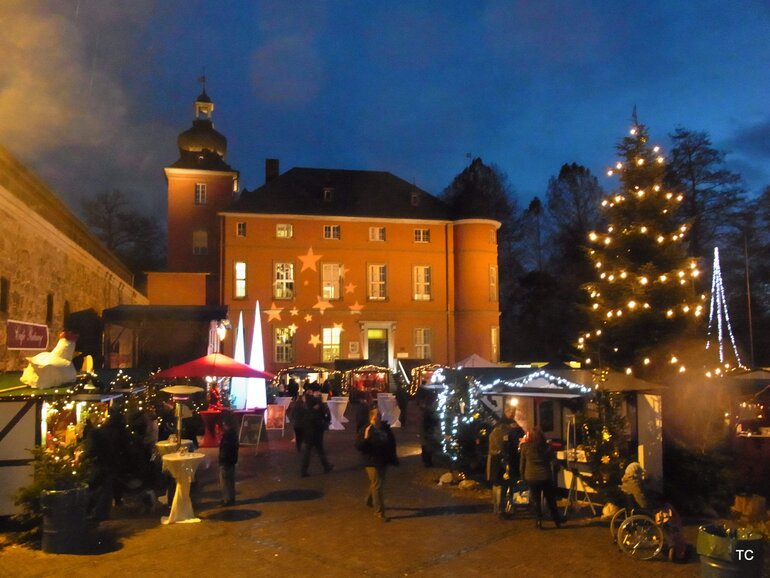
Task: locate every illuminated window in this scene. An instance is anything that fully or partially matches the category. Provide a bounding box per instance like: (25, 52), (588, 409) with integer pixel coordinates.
(489, 265), (498, 301)
(322, 263), (341, 300)
(234, 261), (247, 299)
(367, 264), (387, 300)
(322, 326), (341, 362)
(491, 326), (500, 362)
(274, 327), (294, 363)
(323, 224), (341, 240)
(274, 262), (295, 299)
(414, 228), (430, 243)
(192, 230), (208, 255)
(369, 226), (386, 241)
(236, 222), (246, 237)
(413, 265), (432, 301)
(276, 224), (293, 238)
(194, 183), (207, 205)
(415, 328), (431, 359)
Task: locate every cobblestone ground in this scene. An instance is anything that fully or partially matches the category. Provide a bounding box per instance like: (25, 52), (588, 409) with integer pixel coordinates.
(0, 405), (707, 578)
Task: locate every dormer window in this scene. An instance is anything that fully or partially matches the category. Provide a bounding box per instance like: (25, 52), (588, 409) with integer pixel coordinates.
(411, 191), (420, 206)
(323, 187), (334, 202)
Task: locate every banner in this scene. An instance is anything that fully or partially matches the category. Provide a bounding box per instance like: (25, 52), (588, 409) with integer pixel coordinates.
(6, 320), (49, 350)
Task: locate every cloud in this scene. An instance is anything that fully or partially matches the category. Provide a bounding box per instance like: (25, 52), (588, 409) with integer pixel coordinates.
(0, 0), (171, 211)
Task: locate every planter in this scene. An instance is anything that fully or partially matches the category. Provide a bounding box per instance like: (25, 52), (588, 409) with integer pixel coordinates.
(697, 524), (765, 578)
(40, 485), (90, 554)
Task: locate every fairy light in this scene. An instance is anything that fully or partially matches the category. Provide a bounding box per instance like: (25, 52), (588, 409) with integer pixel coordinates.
(706, 247), (744, 370)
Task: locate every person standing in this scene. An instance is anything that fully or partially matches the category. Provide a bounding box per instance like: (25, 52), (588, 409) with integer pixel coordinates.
(356, 407), (399, 522)
(487, 406), (523, 517)
(218, 413), (240, 506)
(299, 393), (333, 476)
(519, 427), (562, 529)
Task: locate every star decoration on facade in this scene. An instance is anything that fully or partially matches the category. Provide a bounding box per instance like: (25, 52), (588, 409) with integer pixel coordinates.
(340, 265), (349, 278)
(313, 297), (333, 315)
(290, 307), (299, 316)
(299, 247), (323, 272)
(288, 323), (298, 335)
(264, 302), (284, 322)
(345, 282), (357, 294)
(304, 314), (313, 322)
(308, 334), (322, 348)
(349, 301), (364, 314)
(333, 322), (344, 332)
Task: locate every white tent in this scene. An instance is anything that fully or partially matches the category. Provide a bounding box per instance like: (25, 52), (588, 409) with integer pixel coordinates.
(455, 353), (497, 368)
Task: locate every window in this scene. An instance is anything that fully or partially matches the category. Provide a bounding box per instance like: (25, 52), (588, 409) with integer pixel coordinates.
(322, 326), (342, 362)
(415, 328), (431, 359)
(274, 262), (295, 299)
(491, 326), (500, 363)
(413, 265), (432, 301)
(323, 187), (334, 202)
(234, 261), (247, 299)
(323, 224), (341, 240)
(369, 226), (386, 241)
(46, 293), (54, 325)
(236, 222), (247, 237)
(194, 183), (207, 205)
(367, 264), (387, 300)
(322, 263), (341, 300)
(0, 277), (9, 313)
(489, 265), (499, 302)
(274, 327), (294, 363)
(276, 224), (293, 238)
(192, 230), (208, 255)
(414, 228), (430, 243)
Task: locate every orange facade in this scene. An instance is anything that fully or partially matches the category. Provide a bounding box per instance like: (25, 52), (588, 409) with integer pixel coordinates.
(220, 213), (500, 374)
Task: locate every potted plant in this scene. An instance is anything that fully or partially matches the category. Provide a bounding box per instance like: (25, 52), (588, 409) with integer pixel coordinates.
(14, 441), (92, 553)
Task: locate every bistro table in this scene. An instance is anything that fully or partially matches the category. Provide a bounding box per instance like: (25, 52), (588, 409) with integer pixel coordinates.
(161, 451), (206, 525)
(326, 398), (349, 430)
(199, 409), (223, 448)
(376, 393), (401, 427)
(155, 439), (194, 457)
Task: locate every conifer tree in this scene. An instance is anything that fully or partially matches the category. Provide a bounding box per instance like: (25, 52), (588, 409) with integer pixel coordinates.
(577, 120), (704, 378)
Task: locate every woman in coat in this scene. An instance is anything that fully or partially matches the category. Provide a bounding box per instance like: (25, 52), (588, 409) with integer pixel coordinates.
(519, 427), (562, 529)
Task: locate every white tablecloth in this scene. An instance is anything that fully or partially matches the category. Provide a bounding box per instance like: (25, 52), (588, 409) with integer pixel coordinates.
(161, 452), (205, 524)
(326, 399), (349, 430)
(377, 394), (401, 427)
(155, 439), (194, 457)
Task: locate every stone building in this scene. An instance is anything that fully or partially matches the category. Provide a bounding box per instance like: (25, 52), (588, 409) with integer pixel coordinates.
(0, 146), (148, 372)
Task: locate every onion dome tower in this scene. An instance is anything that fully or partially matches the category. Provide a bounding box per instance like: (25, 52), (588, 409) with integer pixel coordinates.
(165, 88), (239, 304)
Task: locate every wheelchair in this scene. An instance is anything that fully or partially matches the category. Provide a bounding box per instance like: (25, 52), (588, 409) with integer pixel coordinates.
(610, 498), (688, 561)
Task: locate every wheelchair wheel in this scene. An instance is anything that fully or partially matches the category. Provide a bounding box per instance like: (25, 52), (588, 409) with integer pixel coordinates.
(610, 508), (627, 543)
(617, 515), (664, 560)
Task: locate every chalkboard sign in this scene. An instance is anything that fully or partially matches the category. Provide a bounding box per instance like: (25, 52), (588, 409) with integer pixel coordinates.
(239, 413), (264, 446)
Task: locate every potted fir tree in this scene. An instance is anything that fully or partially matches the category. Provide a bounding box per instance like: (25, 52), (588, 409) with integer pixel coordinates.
(14, 441), (92, 553)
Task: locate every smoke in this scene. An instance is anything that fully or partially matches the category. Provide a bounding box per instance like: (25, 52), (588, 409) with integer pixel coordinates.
(0, 0), (170, 213)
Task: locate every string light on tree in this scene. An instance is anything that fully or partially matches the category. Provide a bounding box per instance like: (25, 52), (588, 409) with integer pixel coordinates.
(705, 246), (746, 376)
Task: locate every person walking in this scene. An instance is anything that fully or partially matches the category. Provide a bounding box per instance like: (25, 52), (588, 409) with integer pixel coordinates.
(487, 406), (524, 518)
(519, 426), (562, 529)
(356, 407), (399, 522)
(218, 413), (240, 506)
(299, 393), (334, 477)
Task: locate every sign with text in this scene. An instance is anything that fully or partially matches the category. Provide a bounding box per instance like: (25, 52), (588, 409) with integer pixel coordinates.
(239, 412), (264, 446)
(6, 320), (49, 351)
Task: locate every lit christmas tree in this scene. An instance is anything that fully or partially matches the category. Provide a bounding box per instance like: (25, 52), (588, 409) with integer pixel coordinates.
(577, 119), (704, 378)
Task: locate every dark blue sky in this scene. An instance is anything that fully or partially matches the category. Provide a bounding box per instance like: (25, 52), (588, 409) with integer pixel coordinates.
(2, 1), (769, 216)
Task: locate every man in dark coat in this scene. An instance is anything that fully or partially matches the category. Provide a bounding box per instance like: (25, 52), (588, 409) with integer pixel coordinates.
(299, 393), (333, 477)
(356, 407), (399, 521)
(218, 413), (240, 506)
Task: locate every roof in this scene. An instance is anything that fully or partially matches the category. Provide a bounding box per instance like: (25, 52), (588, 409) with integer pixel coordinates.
(169, 147), (235, 172)
(230, 167), (452, 220)
(102, 305), (228, 326)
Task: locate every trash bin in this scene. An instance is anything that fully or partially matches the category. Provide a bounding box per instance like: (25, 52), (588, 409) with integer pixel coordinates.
(697, 524), (765, 578)
(40, 486), (90, 554)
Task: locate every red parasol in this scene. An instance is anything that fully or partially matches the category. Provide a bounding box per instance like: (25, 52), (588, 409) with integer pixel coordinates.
(154, 353), (274, 380)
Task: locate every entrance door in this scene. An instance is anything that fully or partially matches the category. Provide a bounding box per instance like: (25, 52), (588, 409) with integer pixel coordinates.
(367, 328), (389, 367)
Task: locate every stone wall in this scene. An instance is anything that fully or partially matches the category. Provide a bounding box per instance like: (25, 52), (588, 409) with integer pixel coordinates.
(0, 149), (148, 371)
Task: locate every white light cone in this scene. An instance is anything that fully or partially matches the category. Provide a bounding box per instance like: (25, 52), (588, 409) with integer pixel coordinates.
(247, 300), (267, 408)
(230, 311), (248, 409)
